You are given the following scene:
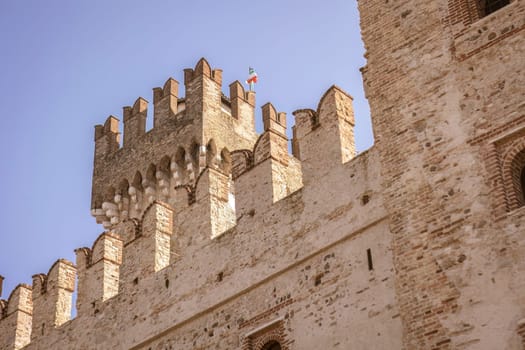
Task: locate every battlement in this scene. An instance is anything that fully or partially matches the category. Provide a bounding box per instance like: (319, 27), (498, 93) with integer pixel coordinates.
(31, 259), (76, 341)
(0, 283), (32, 350)
(292, 85), (356, 183)
(91, 60), (359, 241)
(0, 59), (368, 349)
(75, 232), (122, 316)
(91, 58), (258, 231)
(183, 57), (223, 86)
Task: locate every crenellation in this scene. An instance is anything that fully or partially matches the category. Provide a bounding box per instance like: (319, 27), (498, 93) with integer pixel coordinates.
(93, 115), (120, 161)
(30, 259), (76, 341)
(119, 202), (174, 289)
(229, 81), (255, 115)
(74, 247), (91, 271)
(30, 275), (46, 297)
(183, 57), (223, 87)
(123, 97), (148, 147)
(75, 232), (123, 316)
(211, 68), (223, 85)
(292, 85), (356, 184)
(257, 103), (287, 159)
(0, 284), (32, 350)
(234, 160), (278, 216)
(177, 166), (237, 240)
(229, 80), (256, 138)
(234, 102), (302, 217)
(5, 284), (32, 318)
(292, 108), (317, 141)
(261, 102), (286, 136)
(153, 78), (179, 128)
(206, 168), (236, 238)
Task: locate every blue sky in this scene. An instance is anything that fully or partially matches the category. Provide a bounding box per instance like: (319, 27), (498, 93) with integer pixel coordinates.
(0, 0), (372, 300)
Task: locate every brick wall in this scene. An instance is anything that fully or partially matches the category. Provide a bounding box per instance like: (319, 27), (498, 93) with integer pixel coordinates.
(359, 0), (525, 347)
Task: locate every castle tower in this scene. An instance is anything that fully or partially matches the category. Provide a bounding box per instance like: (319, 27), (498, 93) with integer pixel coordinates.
(359, 0), (525, 348)
(91, 58), (258, 240)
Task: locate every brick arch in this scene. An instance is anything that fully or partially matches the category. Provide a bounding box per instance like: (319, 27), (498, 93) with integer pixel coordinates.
(259, 340), (282, 350)
(501, 137), (525, 210)
(445, 0), (510, 29)
(244, 322), (289, 350)
(252, 330), (286, 350)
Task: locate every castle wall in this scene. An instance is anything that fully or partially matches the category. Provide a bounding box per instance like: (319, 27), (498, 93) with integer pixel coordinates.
(0, 59), (406, 348)
(2, 0), (523, 345)
(14, 144), (401, 350)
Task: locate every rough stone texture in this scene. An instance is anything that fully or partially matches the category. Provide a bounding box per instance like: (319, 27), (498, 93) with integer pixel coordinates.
(0, 0), (524, 348)
(0, 285), (32, 350)
(359, 0), (525, 348)
(75, 232), (123, 316)
(1, 56), (400, 349)
(30, 260), (76, 343)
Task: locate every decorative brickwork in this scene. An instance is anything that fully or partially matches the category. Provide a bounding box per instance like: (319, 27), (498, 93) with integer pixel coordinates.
(501, 137), (525, 210)
(471, 124), (525, 218)
(241, 319), (290, 350)
(446, 0), (513, 32)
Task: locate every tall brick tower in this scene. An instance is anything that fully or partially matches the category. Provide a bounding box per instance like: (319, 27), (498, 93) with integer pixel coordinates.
(358, 0), (525, 348)
(91, 58), (258, 239)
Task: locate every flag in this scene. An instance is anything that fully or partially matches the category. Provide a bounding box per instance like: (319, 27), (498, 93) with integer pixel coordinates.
(246, 67), (258, 85)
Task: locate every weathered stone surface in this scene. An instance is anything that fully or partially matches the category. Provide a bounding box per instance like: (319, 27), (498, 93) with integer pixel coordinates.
(1, 1), (524, 348)
(359, 0), (525, 348)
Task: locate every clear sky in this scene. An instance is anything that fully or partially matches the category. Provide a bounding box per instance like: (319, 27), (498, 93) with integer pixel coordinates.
(0, 0), (372, 300)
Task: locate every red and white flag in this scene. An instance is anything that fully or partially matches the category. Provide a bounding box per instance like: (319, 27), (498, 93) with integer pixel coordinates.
(246, 67), (258, 91)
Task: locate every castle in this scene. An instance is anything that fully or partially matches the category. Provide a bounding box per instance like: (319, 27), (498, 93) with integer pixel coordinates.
(1, 0), (524, 349)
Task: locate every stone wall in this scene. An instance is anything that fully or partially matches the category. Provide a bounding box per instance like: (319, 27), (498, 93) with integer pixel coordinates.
(0, 58), (404, 349)
(359, 0), (525, 348)
(1, 0), (523, 348)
